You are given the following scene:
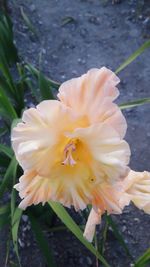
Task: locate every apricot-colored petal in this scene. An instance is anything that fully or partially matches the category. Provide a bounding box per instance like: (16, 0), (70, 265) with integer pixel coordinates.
(122, 170), (150, 214)
(58, 68), (127, 137)
(14, 161), (96, 211)
(14, 171), (52, 210)
(68, 123), (130, 183)
(11, 100), (77, 175)
(83, 208), (101, 242)
(58, 67), (119, 111)
(90, 99), (127, 138)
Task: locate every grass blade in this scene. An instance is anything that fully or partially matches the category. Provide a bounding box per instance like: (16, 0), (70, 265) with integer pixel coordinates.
(20, 7), (38, 37)
(39, 70), (54, 100)
(0, 157), (17, 198)
(0, 86), (18, 121)
(116, 39), (150, 74)
(28, 212), (57, 267)
(0, 127), (7, 137)
(25, 63), (60, 89)
(11, 207), (22, 266)
(135, 248), (150, 267)
(0, 144), (13, 158)
(119, 98), (150, 110)
(48, 201), (110, 267)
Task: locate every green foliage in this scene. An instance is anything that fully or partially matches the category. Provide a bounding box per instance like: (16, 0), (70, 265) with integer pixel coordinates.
(116, 39), (150, 74)
(135, 248), (150, 267)
(120, 98), (150, 110)
(20, 7), (38, 37)
(0, 11), (150, 267)
(48, 201), (110, 267)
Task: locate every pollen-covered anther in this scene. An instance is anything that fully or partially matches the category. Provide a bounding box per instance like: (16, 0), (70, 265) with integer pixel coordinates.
(62, 141), (77, 166)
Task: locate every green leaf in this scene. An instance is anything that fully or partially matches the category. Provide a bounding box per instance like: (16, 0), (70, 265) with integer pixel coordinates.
(11, 207), (22, 266)
(39, 70), (54, 100)
(0, 14), (18, 64)
(0, 144), (13, 158)
(0, 157), (17, 198)
(116, 39), (150, 74)
(48, 201), (110, 267)
(119, 98), (150, 110)
(61, 16), (76, 26)
(107, 215), (132, 259)
(10, 156), (22, 267)
(0, 126), (7, 137)
(0, 85), (18, 121)
(28, 213), (57, 267)
(20, 7), (38, 37)
(25, 63), (60, 89)
(135, 248), (150, 267)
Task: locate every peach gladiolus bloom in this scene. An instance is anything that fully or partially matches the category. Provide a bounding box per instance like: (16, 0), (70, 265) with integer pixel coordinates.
(12, 67), (130, 211)
(11, 67), (150, 242)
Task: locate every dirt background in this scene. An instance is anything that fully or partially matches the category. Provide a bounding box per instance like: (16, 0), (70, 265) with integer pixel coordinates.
(0, 0), (150, 266)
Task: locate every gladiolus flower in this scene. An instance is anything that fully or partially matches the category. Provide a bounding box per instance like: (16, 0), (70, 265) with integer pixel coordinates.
(11, 67), (150, 243)
(12, 67), (130, 211)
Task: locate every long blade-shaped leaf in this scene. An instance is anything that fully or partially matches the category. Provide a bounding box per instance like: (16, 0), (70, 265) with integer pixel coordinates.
(48, 201), (110, 267)
(116, 39), (150, 74)
(28, 213), (57, 267)
(0, 86), (17, 120)
(11, 207), (22, 266)
(135, 248), (150, 267)
(0, 144), (13, 158)
(25, 63), (60, 89)
(119, 98), (150, 110)
(0, 126), (7, 137)
(0, 157), (17, 197)
(20, 7), (38, 37)
(39, 70), (54, 100)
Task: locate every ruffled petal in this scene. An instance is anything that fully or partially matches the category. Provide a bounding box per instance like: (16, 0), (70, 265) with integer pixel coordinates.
(123, 170), (150, 214)
(14, 171), (52, 210)
(68, 123), (130, 183)
(58, 67), (119, 111)
(58, 67), (127, 138)
(11, 100), (78, 176)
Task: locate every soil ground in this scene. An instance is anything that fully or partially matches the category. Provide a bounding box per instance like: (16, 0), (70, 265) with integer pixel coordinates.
(0, 0), (150, 266)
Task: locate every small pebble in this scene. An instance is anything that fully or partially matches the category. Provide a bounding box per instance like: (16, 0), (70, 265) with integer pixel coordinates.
(30, 4), (36, 12)
(22, 215), (28, 222)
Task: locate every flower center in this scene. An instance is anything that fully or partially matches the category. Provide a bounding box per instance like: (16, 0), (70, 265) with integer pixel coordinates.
(62, 139), (79, 166)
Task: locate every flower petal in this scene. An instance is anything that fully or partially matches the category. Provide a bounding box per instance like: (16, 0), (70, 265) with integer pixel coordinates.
(123, 170), (150, 214)
(58, 67), (119, 111)
(58, 67), (126, 137)
(83, 208), (101, 242)
(11, 100), (78, 175)
(68, 123), (130, 183)
(14, 170), (52, 210)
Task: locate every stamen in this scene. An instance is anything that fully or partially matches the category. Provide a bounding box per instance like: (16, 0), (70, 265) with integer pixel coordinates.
(62, 141), (77, 166)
